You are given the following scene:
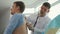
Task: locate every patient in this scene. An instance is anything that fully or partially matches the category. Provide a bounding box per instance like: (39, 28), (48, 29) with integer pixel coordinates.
(3, 1), (28, 34)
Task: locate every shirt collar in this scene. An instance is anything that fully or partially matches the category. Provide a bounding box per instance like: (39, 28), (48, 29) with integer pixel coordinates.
(15, 12), (22, 15)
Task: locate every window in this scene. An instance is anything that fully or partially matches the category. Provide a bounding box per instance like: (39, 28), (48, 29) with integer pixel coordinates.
(48, 0), (58, 4)
(48, 3), (60, 19)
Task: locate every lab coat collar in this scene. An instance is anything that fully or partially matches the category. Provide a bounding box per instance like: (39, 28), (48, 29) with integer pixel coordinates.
(37, 11), (48, 18)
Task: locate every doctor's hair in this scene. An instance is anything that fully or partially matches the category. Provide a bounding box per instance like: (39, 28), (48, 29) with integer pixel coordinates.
(14, 1), (25, 13)
(43, 2), (51, 9)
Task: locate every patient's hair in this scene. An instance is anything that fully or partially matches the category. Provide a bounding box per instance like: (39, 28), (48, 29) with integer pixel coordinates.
(14, 1), (25, 13)
(43, 2), (51, 9)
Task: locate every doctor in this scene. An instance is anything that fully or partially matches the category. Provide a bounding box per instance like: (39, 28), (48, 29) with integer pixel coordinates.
(27, 2), (51, 34)
(3, 1), (28, 34)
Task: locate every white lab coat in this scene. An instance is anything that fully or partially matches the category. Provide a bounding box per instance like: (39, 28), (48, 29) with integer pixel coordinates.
(27, 13), (51, 34)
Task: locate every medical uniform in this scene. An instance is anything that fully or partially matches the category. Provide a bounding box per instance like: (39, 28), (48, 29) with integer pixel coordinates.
(27, 13), (51, 34)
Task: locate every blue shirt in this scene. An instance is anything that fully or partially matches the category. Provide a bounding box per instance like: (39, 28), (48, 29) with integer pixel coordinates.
(4, 13), (24, 34)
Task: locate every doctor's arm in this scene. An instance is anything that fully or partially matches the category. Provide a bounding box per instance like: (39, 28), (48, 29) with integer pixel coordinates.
(25, 17), (34, 31)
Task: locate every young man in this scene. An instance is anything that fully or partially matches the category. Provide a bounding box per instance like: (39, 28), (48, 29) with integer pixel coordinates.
(4, 1), (28, 34)
(27, 2), (51, 34)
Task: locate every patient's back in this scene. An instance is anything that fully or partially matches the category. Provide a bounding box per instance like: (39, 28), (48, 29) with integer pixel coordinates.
(12, 14), (28, 34)
(13, 21), (27, 34)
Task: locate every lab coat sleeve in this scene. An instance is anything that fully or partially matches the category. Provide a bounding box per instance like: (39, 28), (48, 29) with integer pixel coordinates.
(26, 17), (32, 24)
(26, 22), (34, 30)
(25, 17), (33, 31)
(3, 14), (24, 34)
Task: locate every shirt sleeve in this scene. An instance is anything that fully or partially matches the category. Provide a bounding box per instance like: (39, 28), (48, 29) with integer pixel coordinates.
(26, 16), (32, 24)
(26, 15), (35, 25)
(3, 14), (24, 34)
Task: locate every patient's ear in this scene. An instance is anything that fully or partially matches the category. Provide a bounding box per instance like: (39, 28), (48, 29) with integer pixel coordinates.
(17, 6), (20, 11)
(47, 9), (49, 13)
